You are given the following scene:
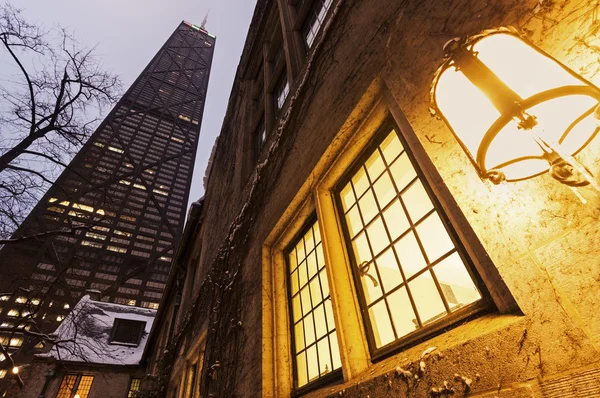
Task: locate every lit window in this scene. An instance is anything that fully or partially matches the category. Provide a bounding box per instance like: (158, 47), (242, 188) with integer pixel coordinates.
(287, 219), (341, 389)
(15, 297), (27, 304)
(302, 0), (333, 49)
(107, 246), (127, 254)
(0, 369), (6, 379)
(127, 378), (141, 397)
(337, 128), (485, 352)
(108, 146), (124, 153)
(154, 189), (168, 196)
(0, 336), (24, 347)
(57, 315), (65, 322)
(92, 225), (110, 233)
(72, 203), (94, 213)
(119, 179), (131, 186)
(141, 301), (160, 310)
(85, 232), (107, 241)
(0, 296), (9, 301)
(81, 240), (102, 249)
(63, 304), (70, 310)
(93, 142), (105, 148)
(7, 309), (19, 317)
(275, 73), (290, 111)
(56, 374), (95, 398)
(133, 183), (147, 190)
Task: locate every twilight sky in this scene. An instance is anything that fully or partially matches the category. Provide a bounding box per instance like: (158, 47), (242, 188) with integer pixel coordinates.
(9, 0), (256, 210)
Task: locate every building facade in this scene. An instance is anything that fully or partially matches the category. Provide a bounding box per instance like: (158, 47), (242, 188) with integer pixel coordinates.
(144, 1), (600, 397)
(0, 20), (214, 367)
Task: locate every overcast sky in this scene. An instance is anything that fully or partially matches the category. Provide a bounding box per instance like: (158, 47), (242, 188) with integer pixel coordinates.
(9, 0), (256, 210)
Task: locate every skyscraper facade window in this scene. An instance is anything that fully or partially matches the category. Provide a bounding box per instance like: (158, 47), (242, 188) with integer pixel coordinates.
(0, 21), (215, 333)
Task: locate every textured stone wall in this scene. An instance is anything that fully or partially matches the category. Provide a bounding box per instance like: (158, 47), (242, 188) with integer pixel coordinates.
(167, 0), (600, 396)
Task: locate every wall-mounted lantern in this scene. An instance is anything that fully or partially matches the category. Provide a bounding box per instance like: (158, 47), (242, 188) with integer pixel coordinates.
(430, 27), (600, 187)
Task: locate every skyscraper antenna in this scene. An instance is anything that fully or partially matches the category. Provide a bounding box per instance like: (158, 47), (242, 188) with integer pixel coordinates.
(201, 9), (210, 30)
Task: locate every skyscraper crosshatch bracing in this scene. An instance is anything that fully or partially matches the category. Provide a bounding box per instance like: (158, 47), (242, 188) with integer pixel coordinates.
(0, 21), (215, 332)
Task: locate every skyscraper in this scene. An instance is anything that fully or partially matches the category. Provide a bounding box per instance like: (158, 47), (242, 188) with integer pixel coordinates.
(0, 21), (215, 332)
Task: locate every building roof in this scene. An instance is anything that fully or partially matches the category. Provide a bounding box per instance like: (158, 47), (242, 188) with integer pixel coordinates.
(41, 295), (156, 366)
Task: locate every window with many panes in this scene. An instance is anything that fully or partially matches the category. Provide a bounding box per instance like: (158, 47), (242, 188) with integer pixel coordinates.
(55, 374), (94, 398)
(275, 72), (290, 112)
(287, 219), (341, 391)
(127, 378), (141, 398)
(336, 125), (487, 356)
(302, 0), (334, 49)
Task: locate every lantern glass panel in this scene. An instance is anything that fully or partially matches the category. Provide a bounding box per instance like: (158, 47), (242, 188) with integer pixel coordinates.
(434, 31), (600, 181)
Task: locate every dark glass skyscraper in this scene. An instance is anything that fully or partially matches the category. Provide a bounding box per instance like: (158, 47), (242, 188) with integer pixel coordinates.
(0, 21), (215, 332)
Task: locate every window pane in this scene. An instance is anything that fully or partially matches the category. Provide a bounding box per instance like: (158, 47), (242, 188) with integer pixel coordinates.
(358, 190), (378, 225)
(346, 206), (363, 238)
(389, 153), (417, 192)
(288, 219), (342, 389)
(383, 199), (410, 240)
(56, 374), (78, 398)
(402, 181), (433, 223)
(351, 232), (371, 265)
(296, 352), (308, 387)
(388, 287), (418, 338)
(433, 253), (481, 310)
(340, 183), (355, 211)
(365, 150), (385, 181)
(373, 172), (396, 208)
(360, 262), (382, 305)
(416, 213), (455, 262)
(307, 252), (318, 280)
(380, 130), (403, 163)
(295, 321), (305, 351)
(368, 300), (395, 348)
(351, 168), (369, 197)
(338, 128), (485, 353)
(75, 375), (95, 398)
(317, 338), (333, 375)
(394, 231), (427, 279)
(375, 248), (403, 293)
(306, 345), (319, 382)
(409, 272), (447, 324)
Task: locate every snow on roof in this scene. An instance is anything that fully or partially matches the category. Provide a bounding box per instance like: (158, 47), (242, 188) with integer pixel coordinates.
(40, 295), (156, 366)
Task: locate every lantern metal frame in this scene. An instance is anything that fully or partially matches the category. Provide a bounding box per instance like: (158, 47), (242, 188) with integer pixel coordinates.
(429, 26), (600, 186)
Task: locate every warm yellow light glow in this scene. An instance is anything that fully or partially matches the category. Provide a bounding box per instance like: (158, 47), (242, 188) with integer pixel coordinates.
(340, 131), (481, 349)
(433, 29), (600, 182)
(12, 367), (18, 374)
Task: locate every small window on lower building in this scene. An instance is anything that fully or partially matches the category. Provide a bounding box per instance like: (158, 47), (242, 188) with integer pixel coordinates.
(55, 374), (95, 398)
(109, 318), (146, 346)
(336, 125), (488, 357)
(128, 378), (141, 397)
(287, 218), (342, 391)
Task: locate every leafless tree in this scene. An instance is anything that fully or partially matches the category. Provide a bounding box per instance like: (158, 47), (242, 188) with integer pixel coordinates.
(0, 3), (122, 242)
